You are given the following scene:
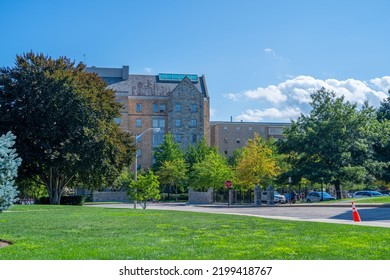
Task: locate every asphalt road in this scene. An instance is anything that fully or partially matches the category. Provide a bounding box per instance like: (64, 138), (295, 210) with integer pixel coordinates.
(87, 202), (390, 228)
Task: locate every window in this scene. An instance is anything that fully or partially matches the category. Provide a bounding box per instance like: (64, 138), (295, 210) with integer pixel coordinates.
(269, 127), (284, 135)
(192, 134), (197, 143)
(153, 103), (158, 113)
(191, 104), (197, 113)
(159, 104), (166, 112)
(136, 149), (142, 158)
(175, 134), (182, 143)
(175, 103), (182, 112)
(135, 118), (142, 127)
(175, 119), (181, 127)
(237, 138), (240, 144)
(152, 117), (166, 147)
(136, 103), (142, 112)
(190, 119), (197, 128)
(114, 118), (121, 125)
(136, 135), (142, 143)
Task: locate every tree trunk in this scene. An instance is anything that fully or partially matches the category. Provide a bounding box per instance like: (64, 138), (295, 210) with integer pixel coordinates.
(41, 167), (72, 205)
(334, 180), (342, 200)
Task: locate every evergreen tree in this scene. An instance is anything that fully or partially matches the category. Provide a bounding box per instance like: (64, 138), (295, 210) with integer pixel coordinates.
(0, 132), (22, 212)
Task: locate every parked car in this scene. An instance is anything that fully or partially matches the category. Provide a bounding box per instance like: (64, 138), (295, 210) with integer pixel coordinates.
(261, 191), (286, 204)
(306, 191), (336, 203)
(353, 191), (383, 198)
(274, 191), (286, 204)
(379, 190), (390, 196)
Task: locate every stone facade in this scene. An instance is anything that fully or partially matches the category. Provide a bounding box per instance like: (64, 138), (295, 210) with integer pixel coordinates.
(86, 66), (210, 170)
(188, 188), (214, 204)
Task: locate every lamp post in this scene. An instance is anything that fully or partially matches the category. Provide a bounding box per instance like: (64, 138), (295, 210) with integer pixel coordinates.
(133, 127), (160, 209)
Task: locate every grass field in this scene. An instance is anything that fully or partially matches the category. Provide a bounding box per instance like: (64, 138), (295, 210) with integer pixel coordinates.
(0, 205), (389, 260)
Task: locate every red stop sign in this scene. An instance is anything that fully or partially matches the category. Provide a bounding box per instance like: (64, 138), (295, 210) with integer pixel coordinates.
(225, 180), (232, 189)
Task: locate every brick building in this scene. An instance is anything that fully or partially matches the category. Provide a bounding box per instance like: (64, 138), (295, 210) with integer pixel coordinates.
(86, 66), (210, 170)
(210, 121), (290, 157)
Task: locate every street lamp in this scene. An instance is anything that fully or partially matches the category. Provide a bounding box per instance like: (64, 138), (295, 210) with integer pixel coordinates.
(132, 127), (161, 209)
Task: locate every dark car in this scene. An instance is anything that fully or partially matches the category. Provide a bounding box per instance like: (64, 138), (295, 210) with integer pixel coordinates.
(353, 191), (383, 198)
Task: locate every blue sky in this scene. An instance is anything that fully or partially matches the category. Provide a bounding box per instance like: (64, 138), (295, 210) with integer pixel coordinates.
(1, 0), (390, 122)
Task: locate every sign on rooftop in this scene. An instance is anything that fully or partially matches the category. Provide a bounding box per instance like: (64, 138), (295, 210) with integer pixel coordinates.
(158, 73), (198, 83)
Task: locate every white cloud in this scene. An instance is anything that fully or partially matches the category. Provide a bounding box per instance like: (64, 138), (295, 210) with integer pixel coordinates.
(237, 107), (301, 122)
(144, 67), (153, 74)
(226, 75), (390, 122)
(264, 48), (282, 60)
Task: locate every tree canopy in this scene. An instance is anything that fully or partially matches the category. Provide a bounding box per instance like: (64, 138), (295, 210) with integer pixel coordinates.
(234, 134), (280, 190)
(0, 52), (134, 204)
(280, 88), (388, 198)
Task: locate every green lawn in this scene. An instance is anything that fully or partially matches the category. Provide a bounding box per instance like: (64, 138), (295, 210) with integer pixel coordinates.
(0, 205), (389, 260)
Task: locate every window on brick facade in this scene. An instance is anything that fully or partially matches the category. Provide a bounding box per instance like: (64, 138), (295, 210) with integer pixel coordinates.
(191, 104), (197, 113)
(175, 103), (182, 112)
(175, 119), (181, 127)
(136, 103), (142, 112)
(190, 119), (197, 128)
(159, 104), (166, 112)
(136, 118), (142, 127)
(153, 103), (158, 113)
(175, 134), (182, 143)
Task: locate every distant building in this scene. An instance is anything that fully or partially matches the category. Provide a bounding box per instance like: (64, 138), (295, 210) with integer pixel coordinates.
(86, 66), (210, 170)
(210, 121), (290, 157)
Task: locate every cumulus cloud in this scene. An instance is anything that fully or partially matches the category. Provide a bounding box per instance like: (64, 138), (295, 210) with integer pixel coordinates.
(237, 107), (301, 122)
(227, 75), (390, 122)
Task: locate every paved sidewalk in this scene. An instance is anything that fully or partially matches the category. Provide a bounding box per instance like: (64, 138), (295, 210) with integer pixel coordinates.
(87, 202), (390, 228)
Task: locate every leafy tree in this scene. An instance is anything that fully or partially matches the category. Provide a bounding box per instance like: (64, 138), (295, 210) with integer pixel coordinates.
(0, 52), (134, 204)
(157, 158), (188, 200)
(376, 94), (390, 182)
(153, 133), (183, 171)
(128, 170), (160, 209)
(280, 88), (388, 199)
(235, 134), (280, 190)
(0, 132), (21, 212)
(190, 149), (232, 191)
(185, 138), (216, 171)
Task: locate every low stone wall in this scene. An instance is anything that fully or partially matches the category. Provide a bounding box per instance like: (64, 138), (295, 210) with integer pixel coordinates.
(188, 187), (214, 204)
(93, 191), (130, 203)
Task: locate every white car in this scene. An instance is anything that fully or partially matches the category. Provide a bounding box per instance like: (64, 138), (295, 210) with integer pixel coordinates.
(274, 191), (286, 204)
(306, 191), (336, 203)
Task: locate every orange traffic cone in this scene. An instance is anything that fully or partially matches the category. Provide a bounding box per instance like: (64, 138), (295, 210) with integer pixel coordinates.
(352, 202), (361, 222)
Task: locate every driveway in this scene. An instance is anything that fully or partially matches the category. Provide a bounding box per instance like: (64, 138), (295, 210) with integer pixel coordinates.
(87, 202), (390, 228)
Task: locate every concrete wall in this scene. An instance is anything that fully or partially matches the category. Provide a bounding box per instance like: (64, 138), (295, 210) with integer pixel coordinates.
(93, 191), (130, 203)
(188, 188), (214, 204)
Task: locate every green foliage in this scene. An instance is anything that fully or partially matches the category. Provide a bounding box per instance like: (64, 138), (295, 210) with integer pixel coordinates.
(157, 158), (188, 200)
(128, 170), (160, 209)
(17, 176), (47, 200)
(190, 149), (232, 191)
(0, 132), (21, 211)
(0, 52), (134, 204)
(376, 96), (390, 182)
(235, 134), (280, 190)
(185, 138), (217, 171)
(153, 133), (184, 171)
(35, 195), (85, 205)
(280, 88), (388, 198)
